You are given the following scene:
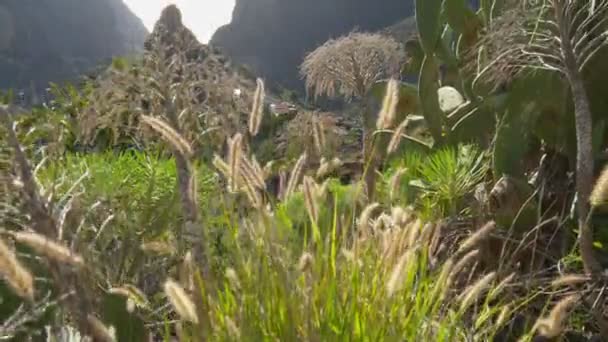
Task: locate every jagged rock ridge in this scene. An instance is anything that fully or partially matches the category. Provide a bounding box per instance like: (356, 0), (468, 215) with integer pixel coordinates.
(0, 0), (148, 93)
(211, 0), (415, 90)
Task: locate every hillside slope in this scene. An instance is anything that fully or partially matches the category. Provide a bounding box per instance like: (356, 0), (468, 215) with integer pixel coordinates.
(0, 0), (148, 93)
(211, 0), (415, 90)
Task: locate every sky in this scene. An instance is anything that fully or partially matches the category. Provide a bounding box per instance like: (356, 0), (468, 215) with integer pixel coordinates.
(123, 0), (236, 43)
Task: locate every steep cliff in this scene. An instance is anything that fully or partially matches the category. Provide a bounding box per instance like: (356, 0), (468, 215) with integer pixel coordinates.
(0, 0), (148, 91)
(211, 0), (415, 90)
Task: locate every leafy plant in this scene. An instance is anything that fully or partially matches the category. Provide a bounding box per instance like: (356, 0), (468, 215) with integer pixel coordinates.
(412, 145), (488, 218)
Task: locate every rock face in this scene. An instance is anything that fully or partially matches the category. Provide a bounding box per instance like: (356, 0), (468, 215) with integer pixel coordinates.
(211, 0), (414, 90)
(0, 0), (148, 91)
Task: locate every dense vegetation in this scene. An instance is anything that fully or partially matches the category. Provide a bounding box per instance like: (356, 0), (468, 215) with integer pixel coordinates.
(2, 0), (608, 341)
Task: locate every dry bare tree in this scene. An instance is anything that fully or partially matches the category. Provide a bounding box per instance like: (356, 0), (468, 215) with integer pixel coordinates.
(300, 32), (404, 198)
(81, 6), (227, 276)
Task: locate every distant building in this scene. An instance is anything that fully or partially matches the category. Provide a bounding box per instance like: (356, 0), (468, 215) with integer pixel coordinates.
(269, 102), (297, 116)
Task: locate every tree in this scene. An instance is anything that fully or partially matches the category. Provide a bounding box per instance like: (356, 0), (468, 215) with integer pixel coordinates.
(300, 32), (405, 198)
(478, 0), (608, 275)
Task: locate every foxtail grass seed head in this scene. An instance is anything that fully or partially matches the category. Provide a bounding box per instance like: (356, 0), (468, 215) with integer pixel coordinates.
(377, 79), (400, 130)
(314, 178), (330, 199)
(225, 267), (241, 290)
(140, 115), (193, 158)
(249, 78), (265, 136)
(534, 294), (580, 339)
(164, 278), (199, 324)
(240, 155), (266, 190)
(457, 221), (495, 255)
(389, 168), (407, 201)
(262, 160), (274, 179)
(386, 248), (413, 297)
(228, 134), (243, 192)
(312, 116), (326, 155)
(391, 206), (411, 228)
(251, 156), (267, 181)
(187, 173), (197, 207)
(419, 222), (436, 245)
(373, 213), (390, 234)
(433, 258), (454, 298)
(591, 165), (608, 206)
(406, 219), (423, 248)
(225, 316), (241, 340)
(0, 238), (34, 301)
(180, 251), (195, 292)
(302, 176), (319, 223)
(449, 249), (479, 284)
(140, 241), (176, 255)
(459, 272), (497, 312)
(242, 179), (263, 208)
(212, 154), (231, 178)
(109, 284), (149, 310)
(11, 231), (84, 268)
(488, 272), (516, 302)
(298, 252), (314, 272)
(387, 119), (409, 155)
(357, 203), (380, 237)
(284, 153), (307, 200)
(551, 274), (591, 288)
(495, 304), (512, 328)
(316, 158), (330, 179)
(87, 315), (116, 342)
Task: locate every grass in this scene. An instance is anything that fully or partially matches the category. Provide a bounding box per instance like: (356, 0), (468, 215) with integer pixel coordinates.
(1, 144), (535, 341)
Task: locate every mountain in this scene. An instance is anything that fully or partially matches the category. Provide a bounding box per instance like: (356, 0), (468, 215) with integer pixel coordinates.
(210, 0), (415, 90)
(0, 0), (148, 93)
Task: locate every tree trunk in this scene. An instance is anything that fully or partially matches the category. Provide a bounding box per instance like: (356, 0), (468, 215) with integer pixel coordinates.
(562, 39), (601, 274)
(568, 70), (601, 275)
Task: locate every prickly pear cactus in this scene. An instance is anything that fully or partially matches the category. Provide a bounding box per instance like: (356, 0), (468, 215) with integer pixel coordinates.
(419, 55), (446, 144)
(438, 86), (465, 113)
(416, 0), (444, 54)
(101, 292), (148, 341)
